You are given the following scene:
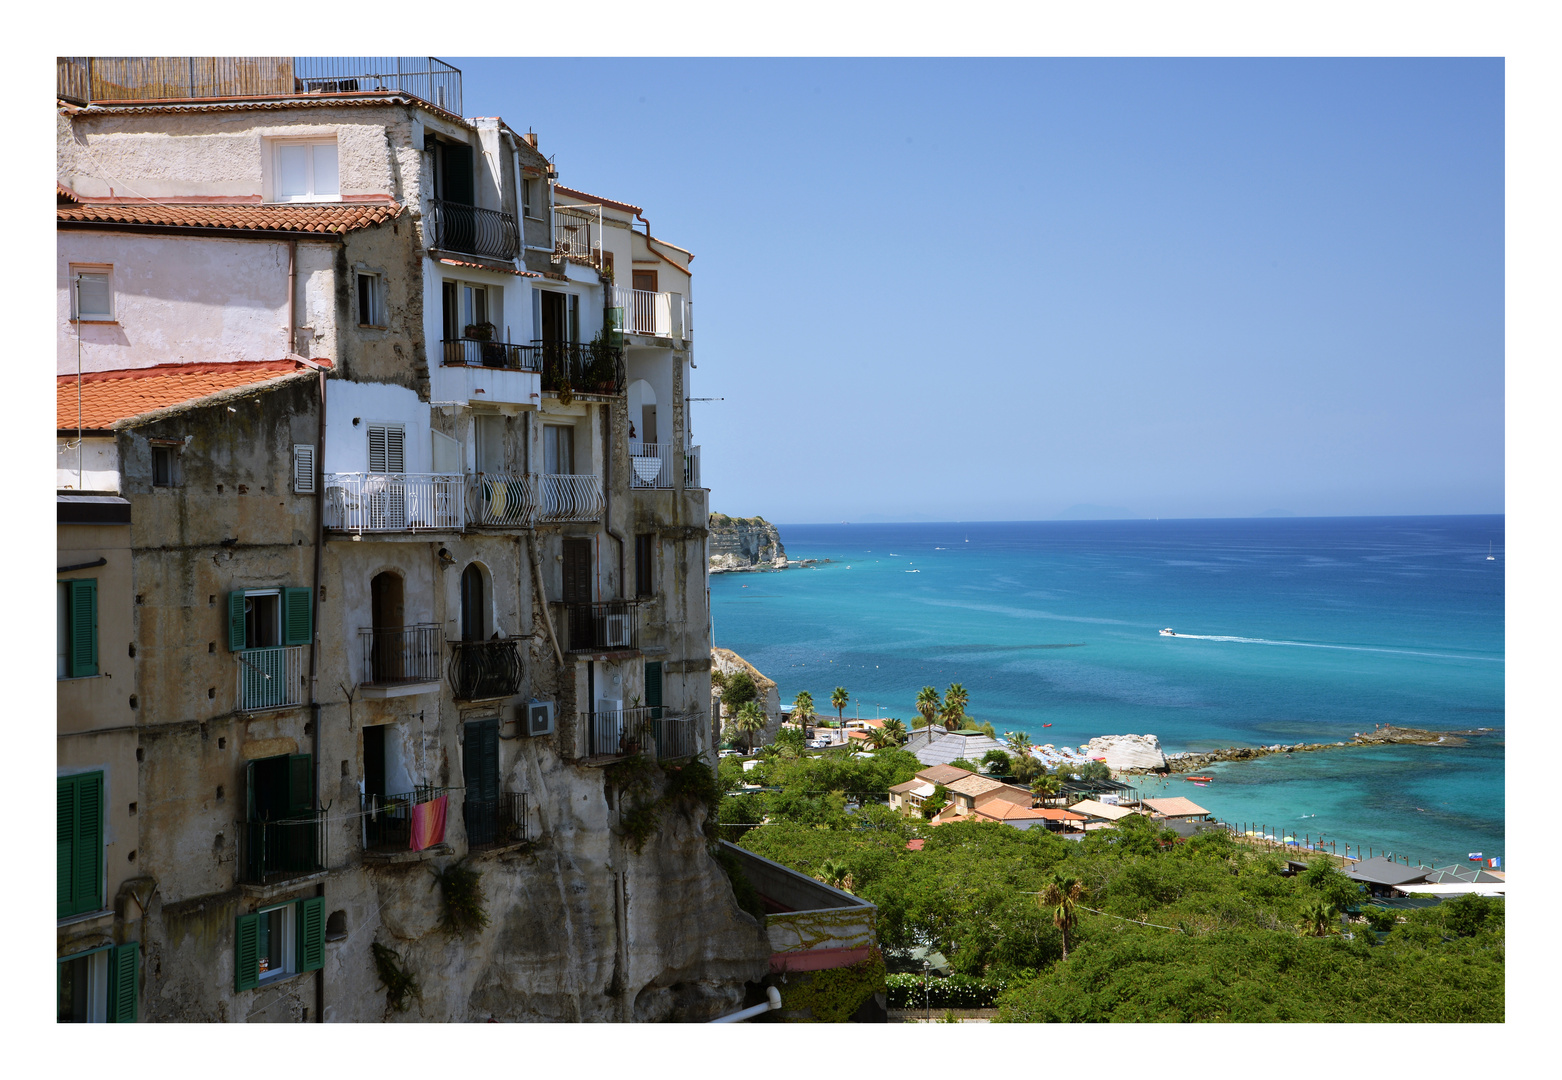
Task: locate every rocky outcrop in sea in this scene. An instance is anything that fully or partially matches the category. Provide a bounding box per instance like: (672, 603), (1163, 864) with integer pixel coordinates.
(708, 514), (787, 572)
(1081, 733), (1168, 771)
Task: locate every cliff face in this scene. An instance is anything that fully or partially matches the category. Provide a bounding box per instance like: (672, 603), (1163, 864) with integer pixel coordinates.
(711, 648), (783, 748)
(708, 514), (786, 571)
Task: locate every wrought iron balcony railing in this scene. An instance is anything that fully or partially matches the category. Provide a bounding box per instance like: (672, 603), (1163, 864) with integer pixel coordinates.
(323, 473), (465, 532)
(467, 473), (538, 527)
(448, 639), (522, 701)
(553, 600), (639, 654)
(464, 791), (528, 849)
(440, 338), (543, 371)
(429, 199), (520, 261)
(649, 713), (698, 761)
(581, 706), (656, 758)
(361, 786), (454, 852)
(553, 204), (602, 268)
(536, 339), (625, 396)
(358, 625), (442, 686)
(241, 812), (325, 884)
(236, 645), (306, 712)
(541, 474), (604, 524)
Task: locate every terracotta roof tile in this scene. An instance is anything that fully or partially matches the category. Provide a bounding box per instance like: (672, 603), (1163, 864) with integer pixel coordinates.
(554, 184), (642, 216)
(973, 801), (1051, 821)
(945, 775), (1006, 798)
(437, 257), (538, 277)
(58, 361), (310, 429)
(57, 183), (81, 204)
(915, 764), (975, 786)
(58, 201), (401, 235)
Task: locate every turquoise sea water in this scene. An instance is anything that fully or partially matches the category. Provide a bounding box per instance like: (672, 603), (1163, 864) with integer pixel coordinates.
(711, 516), (1504, 867)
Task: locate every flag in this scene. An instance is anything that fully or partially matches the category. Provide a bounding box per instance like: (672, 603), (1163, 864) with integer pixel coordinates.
(1467, 851), (1483, 861)
(410, 794), (448, 851)
(1488, 856), (1501, 869)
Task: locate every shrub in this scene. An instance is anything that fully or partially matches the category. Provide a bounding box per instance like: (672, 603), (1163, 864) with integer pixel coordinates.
(431, 861), (488, 937)
(722, 671), (758, 708)
(371, 942), (420, 1013)
(886, 973), (1009, 1009)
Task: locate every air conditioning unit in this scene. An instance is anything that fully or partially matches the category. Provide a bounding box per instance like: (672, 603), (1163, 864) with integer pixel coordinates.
(523, 700), (554, 737)
(603, 614), (632, 648)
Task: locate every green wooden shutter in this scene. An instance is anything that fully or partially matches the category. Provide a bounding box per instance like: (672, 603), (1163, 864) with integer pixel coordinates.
(108, 942), (138, 1022)
(283, 587), (312, 646)
(67, 579), (98, 677)
(287, 754), (314, 816)
(71, 773), (103, 917)
(644, 661), (663, 719)
(234, 913), (260, 991)
(297, 897), (325, 973)
(228, 591), (247, 651)
(57, 776), (75, 918)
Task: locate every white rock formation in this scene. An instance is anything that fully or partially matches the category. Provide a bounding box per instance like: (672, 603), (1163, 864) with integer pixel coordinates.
(1082, 733), (1167, 771)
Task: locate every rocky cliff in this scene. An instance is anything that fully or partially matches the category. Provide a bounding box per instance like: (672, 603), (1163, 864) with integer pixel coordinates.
(709, 514), (786, 571)
(1082, 733), (1168, 772)
(711, 648), (783, 748)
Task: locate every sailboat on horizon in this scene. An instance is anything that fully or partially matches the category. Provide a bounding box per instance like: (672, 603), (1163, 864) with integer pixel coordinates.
(1487, 542), (1495, 561)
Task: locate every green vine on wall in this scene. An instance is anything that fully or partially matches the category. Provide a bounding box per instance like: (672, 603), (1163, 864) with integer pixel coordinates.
(607, 754), (722, 854)
(780, 947), (886, 1023)
(431, 860), (490, 937)
(371, 941), (421, 1013)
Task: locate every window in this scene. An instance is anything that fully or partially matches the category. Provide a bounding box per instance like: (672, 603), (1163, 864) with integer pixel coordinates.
(366, 424), (406, 474)
(543, 424), (574, 475)
(227, 588), (312, 651)
(58, 772), (104, 918)
(474, 414), (504, 474)
(357, 272), (385, 327)
(522, 177), (534, 217)
(274, 140), (340, 202)
(635, 534), (654, 597)
(70, 266), (113, 321)
(632, 270), (658, 293)
(151, 445), (177, 487)
(293, 444), (316, 494)
(644, 661), (663, 720)
(463, 285), (488, 333)
(567, 293), (580, 343)
(57, 578), (98, 679)
(460, 563), (487, 642)
(234, 897), (324, 991)
(57, 942), (138, 1023)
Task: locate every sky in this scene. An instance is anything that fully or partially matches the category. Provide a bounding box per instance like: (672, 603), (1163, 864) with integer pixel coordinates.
(456, 58), (1503, 523)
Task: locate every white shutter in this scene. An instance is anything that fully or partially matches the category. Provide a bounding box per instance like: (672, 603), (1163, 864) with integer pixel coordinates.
(385, 427), (405, 473)
(367, 426), (387, 473)
(293, 444), (316, 494)
(312, 142), (339, 197)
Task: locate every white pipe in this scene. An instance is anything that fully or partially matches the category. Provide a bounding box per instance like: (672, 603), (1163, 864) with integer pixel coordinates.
(710, 986), (781, 1023)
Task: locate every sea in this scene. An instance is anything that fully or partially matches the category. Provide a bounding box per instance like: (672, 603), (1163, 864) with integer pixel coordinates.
(711, 516), (1505, 868)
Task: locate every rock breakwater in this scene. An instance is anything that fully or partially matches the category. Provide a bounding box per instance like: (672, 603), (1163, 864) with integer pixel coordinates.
(1117, 725), (1481, 776)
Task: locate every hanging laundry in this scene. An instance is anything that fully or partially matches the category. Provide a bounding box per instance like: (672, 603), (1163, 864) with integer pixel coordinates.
(411, 794), (448, 851)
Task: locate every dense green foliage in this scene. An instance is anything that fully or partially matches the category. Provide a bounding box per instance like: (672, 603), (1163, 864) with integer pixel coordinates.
(784, 947), (886, 1022)
(727, 764), (1504, 1021)
(721, 671), (757, 708)
(431, 861), (489, 936)
(887, 973), (1010, 1009)
(371, 942), (420, 1012)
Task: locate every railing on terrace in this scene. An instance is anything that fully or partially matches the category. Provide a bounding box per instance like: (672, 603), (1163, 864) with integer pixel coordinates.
(361, 785), (454, 852)
(57, 57), (462, 113)
(467, 473), (538, 527)
(628, 442), (675, 489)
(581, 706), (656, 758)
(684, 445), (703, 489)
(541, 474), (604, 523)
(536, 340), (625, 396)
(611, 285), (689, 339)
(553, 204), (602, 267)
(358, 625), (442, 686)
(429, 199), (520, 261)
(241, 812), (324, 883)
(440, 338), (542, 371)
(465, 791), (529, 849)
(236, 645), (306, 712)
(552, 600), (639, 653)
(650, 713), (698, 761)
(448, 639), (522, 701)
(324, 473), (465, 532)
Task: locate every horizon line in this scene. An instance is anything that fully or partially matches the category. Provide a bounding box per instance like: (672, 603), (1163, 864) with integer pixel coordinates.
(757, 512), (1506, 526)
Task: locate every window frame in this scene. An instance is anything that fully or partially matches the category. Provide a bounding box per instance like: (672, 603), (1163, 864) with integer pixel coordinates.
(270, 138), (341, 203)
(366, 423), (407, 474)
(57, 577), (98, 679)
(255, 901), (298, 984)
(356, 271), (386, 328)
(69, 264), (115, 322)
(151, 444), (179, 487)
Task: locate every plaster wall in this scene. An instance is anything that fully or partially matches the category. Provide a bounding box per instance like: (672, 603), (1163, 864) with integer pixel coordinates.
(57, 437), (120, 491)
(324, 381), (435, 474)
(58, 520), (135, 734)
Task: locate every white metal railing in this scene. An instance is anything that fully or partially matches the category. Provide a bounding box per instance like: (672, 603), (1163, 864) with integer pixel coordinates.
(541, 474), (604, 523)
(684, 445), (702, 489)
(628, 442), (675, 489)
(553, 204), (601, 266)
(611, 286), (688, 338)
(324, 473), (466, 532)
(467, 472), (537, 527)
(237, 645), (306, 712)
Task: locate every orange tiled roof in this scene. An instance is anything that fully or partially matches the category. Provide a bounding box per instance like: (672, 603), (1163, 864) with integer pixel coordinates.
(973, 801), (1051, 822)
(57, 361), (311, 429)
(57, 201), (401, 235)
(945, 774), (1006, 799)
(554, 184), (642, 216)
(915, 764), (975, 786)
(57, 183), (81, 204)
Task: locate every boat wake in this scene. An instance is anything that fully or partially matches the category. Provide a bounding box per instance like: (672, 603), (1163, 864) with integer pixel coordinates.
(1167, 633), (1502, 664)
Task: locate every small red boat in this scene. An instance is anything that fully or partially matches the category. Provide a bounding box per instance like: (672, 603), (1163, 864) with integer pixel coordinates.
(1185, 776), (1214, 783)
(1042, 723), (1053, 728)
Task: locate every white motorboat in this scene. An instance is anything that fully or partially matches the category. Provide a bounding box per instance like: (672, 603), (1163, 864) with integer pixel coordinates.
(1160, 628), (1176, 637)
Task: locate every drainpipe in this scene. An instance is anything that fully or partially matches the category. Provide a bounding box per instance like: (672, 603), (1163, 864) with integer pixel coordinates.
(710, 986), (781, 1023)
(602, 402), (627, 598)
(286, 241), (298, 357)
(308, 364), (326, 1023)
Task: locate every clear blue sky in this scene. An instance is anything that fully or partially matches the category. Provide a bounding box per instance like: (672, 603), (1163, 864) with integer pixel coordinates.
(457, 58), (1503, 522)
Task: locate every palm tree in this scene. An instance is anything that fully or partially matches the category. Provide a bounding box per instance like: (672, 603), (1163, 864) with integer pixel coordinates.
(915, 686), (940, 733)
(1030, 774), (1062, 801)
(1040, 874), (1086, 960)
(791, 690), (815, 731)
(817, 859), (854, 892)
(882, 718), (908, 745)
(1299, 900), (1338, 937)
(940, 683), (969, 730)
(831, 686), (849, 726)
(732, 701), (766, 754)
(866, 728), (895, 751)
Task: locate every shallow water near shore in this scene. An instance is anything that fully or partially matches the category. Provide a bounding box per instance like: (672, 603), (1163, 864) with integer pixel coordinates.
(711, 516), (1505, 866)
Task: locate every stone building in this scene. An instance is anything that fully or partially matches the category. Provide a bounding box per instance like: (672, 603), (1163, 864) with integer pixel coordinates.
(56, 55), (763, 1023)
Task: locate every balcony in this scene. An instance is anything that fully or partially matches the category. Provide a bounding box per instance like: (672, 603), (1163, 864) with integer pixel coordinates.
(358, 625), (442, 695)
(629, 443), (675, 489)
(324, 473), (465, 532)
(467, 473), (537, 527)
(537, 340), (625, 396)
(611, 285), (690, 339)
(553, 204), (603, 268)
(429, 199), (520, 261)
(684, 445), (702, 489)
(649, 713), (698, 761)
(448, 639), (522, 701)
(236, 645), (306, 713)
(553, 600), (640, 654)
(541, 474), (604, 523)
(361, 785), (455, 853)
(58, 56), (463, 114)
(440, 338), (542, 372)
(464, 792), (529, 849)
(433, 339), (542, 408)
(241, 812), (325, 884)
(581, 706), (656, 758)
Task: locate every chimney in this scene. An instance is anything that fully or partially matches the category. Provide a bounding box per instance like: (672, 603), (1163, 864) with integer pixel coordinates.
(524, 130), (538, 148)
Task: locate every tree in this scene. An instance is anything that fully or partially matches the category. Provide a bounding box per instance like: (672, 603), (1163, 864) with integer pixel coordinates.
(731, 700), (766, 754)
(1076, 760), (1111, 781)
(940, 684), (969, 730)
(920, 784), (949, 821)
(791, 690), (816, 729)
(916, 686), (940, 732)
(773, 725), (807, 757)
(882, 718), (908, 745)
(1031, 774), (1062, 800)
(817, 859), (854, 892)
(948, 757), (983, 773)
(1005, 731), (1033, 759)
(981, 749), (1012, 776)
(1040, 874), (1085, 960)
(866, 728), (896, 751)
(722, 670), (757, 710)
(1298, 899), (1338, 937)
(831, 686), (850, 724)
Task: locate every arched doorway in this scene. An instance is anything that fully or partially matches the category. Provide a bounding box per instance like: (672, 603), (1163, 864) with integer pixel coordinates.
(369, 571), (405, 682)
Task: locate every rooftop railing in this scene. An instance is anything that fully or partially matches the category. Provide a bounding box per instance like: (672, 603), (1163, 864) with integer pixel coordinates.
(58, 57), (463, 114)
(611, 285), (690, 339)
(553, 204), (603, 268)
(429, 199), (520, 261)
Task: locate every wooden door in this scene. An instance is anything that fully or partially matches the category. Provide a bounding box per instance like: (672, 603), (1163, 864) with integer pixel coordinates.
(562, 537), (593, 604)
